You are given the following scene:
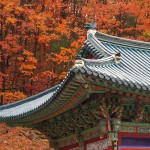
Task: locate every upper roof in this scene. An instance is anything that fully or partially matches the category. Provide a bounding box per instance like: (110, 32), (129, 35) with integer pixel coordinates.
(0, 29), (150, 125)
(79, 30), (150, 91)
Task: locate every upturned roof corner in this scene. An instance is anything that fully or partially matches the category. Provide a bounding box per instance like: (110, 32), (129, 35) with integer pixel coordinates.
(87, 29), (97, 36)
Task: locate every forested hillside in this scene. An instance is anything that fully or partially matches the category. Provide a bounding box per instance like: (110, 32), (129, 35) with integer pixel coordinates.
(0, 0), (149, 149)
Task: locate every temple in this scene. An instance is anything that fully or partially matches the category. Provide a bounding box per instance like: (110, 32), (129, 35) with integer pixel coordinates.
(0, 23), (150, 150)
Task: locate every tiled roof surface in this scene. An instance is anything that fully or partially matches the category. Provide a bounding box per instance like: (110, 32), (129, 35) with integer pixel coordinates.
(0, 85), (58, 117)
(0, 84), (59, 122)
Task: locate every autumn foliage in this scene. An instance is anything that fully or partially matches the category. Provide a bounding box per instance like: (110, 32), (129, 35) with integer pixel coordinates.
(0, 124), (49, 150)
(0, 0), (149, 149)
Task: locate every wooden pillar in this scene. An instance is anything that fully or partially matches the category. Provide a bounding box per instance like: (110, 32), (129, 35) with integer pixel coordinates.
(108, 132), (118, 150)
(111, 119), (121, 150)
(76, 131), (84, 150)
(112, 140), (118, 150)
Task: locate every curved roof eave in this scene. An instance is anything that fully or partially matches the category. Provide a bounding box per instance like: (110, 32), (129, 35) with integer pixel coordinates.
(0, 71), (78, 124)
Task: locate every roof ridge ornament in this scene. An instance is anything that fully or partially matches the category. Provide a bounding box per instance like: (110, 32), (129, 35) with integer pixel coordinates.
(85, 21), (97, 37)
(84, 21), (96, 30)
(74, 55), (85, 67)
(112, 53), (121, 64)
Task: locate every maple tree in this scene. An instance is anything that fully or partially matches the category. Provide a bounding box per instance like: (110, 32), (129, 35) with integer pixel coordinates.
(82, 0), (150, 40)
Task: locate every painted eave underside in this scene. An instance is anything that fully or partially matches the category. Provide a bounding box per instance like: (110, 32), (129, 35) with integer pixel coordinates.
(0, 30), (150, 125)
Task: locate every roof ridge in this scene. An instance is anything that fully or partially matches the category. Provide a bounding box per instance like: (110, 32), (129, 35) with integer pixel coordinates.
(82, 54), (120, 64)
(87, 30), (117, 57)
(95, 31), (150, 50)
(74, 56), (115, 68)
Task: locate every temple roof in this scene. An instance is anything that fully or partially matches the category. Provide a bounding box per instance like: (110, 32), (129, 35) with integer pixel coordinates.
(0, 29), (150, 125)
(77, 30), (150, 91)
